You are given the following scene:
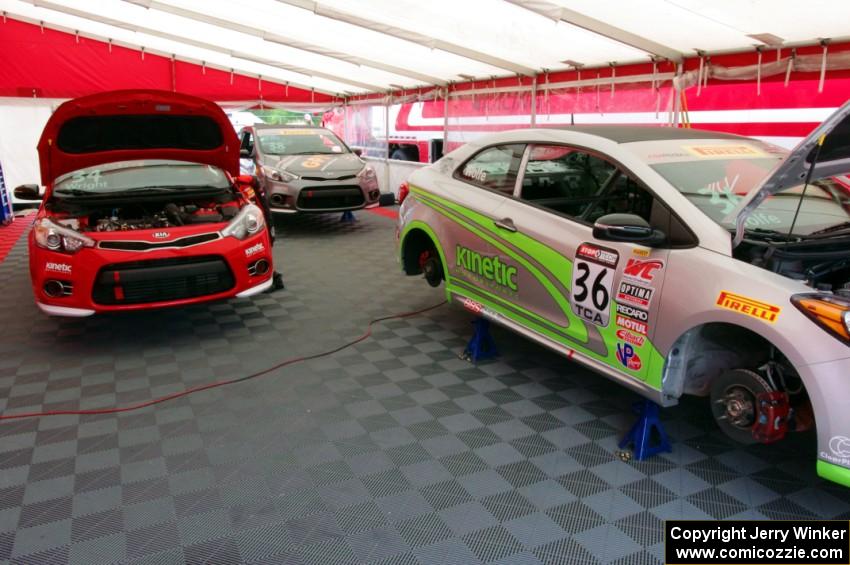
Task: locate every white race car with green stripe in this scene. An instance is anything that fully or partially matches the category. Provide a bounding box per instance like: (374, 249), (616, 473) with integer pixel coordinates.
(397, 102), (850, 488)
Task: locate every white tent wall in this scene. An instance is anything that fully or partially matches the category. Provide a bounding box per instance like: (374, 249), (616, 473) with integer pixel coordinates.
(0, 98), (63, 194)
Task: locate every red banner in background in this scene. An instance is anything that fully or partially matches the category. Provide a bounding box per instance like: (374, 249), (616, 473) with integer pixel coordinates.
(0, 18), (331, 103)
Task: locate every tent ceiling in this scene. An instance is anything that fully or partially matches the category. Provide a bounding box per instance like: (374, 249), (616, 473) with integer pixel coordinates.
(2, 0), (849, 96)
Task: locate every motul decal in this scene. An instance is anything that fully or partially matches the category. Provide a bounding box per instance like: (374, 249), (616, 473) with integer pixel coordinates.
(616, 314), (648, 336)
(45, 262), (72, 274)
(622, 258), (664, 283)
(616, 329), (645, 347)
(576, 242), (619, 268)
(617, 282), (654, 308)
(716, 291), (780, 323)
(616, 343), (642, 371)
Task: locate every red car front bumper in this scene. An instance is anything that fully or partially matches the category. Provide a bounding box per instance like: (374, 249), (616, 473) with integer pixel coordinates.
(28, 224), (273, 316)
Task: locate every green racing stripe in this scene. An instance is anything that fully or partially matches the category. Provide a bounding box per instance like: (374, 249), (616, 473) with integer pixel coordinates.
(403, 185), (666, 390)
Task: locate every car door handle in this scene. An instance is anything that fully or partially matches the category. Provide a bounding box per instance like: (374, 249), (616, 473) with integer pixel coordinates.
(494, 218), (517, 232)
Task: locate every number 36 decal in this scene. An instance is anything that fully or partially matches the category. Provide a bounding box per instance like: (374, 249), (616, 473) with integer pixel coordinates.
(571, 243), (620, 327)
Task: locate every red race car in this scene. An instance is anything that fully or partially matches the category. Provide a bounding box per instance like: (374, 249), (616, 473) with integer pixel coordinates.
(14, 90), (274, 317)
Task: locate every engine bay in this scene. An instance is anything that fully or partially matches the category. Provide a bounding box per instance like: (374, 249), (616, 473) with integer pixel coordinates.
(47, 193), (242, 232)
(735, 236), (850, 295)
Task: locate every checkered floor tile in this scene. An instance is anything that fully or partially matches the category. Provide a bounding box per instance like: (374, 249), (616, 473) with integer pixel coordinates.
(0, 210), (848, 565)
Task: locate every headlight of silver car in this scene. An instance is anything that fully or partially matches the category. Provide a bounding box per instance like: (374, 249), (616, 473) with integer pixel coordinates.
(358, 165), (377, 180)
(260, 164), (298, 183)
(34, 218), (95, 254)
(221, 204), (265, 240)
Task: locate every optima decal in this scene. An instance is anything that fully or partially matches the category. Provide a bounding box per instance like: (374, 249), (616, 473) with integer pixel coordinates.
(45, 262), (72, 274)
(617, 282), (653, 309)
(455, 245), (517, 291)
(716, 291), (780, 323)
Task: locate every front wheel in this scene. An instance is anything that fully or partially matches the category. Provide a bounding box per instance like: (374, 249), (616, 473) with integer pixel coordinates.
(710, 368), (772, 444)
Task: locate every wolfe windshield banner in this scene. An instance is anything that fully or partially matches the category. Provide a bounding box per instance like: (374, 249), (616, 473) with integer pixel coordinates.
(665, 520), (850, 564)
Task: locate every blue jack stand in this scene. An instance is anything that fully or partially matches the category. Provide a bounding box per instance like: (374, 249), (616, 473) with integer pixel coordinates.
(618, 399), (672, 460)
(461, 318), (498, 363)
(340, 210), (356, 222)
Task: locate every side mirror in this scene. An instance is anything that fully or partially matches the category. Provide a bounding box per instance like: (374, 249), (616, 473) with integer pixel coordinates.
(240, 148), (252, 158)
(593, 213), (666, 246)
(236, 174), (257, 186)
(352, 148), (363, 157)
(14, 184), (41, 201)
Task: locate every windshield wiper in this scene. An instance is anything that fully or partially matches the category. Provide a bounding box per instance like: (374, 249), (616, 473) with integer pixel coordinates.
(285, 151), (338, 155)
(807, 222), (850, 237)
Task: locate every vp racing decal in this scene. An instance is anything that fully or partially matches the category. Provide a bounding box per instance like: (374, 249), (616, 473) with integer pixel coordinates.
(571, 243), (619, 327)
(616, 342), (642, 371)
(716, 291), (780, 323)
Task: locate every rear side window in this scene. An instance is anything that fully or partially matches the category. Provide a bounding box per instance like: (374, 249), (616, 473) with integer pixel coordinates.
(57, 115), (223, 153)
(455, 144), (525, 195)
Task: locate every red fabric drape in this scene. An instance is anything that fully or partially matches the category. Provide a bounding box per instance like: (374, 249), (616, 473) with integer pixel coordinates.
(0, 17), (334, 103)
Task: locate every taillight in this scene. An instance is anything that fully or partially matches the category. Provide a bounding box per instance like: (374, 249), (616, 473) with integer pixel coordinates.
(398, 182), (410, 204)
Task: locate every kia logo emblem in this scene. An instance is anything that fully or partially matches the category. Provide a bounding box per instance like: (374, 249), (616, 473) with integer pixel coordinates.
(153, 232), (169, 239)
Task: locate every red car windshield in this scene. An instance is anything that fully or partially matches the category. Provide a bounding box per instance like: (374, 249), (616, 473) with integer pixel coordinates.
(53, 159), (230, 196)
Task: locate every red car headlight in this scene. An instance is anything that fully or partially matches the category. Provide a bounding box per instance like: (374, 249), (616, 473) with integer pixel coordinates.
(34, 218), (95, 254)
(221, 204), (265, 240)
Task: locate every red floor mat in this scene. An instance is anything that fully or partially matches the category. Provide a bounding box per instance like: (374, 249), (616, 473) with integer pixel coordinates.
(0, 212), (34, 264)
(366, 207), (398, 220)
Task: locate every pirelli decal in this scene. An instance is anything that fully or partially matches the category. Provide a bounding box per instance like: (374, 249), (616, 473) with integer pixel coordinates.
(716, 291), (780, 323)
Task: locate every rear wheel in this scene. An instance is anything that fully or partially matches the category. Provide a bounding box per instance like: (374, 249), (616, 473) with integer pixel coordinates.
(418, 249), (443, 287)
(710, 369), (772, 444)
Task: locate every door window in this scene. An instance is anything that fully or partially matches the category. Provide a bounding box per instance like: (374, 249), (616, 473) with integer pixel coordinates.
(519, 145), (617, 218)
(240, 131), (254, 154)
(455, 144), (525, 195)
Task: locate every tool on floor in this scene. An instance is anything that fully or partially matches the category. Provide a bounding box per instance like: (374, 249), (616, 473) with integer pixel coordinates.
(460, 317), (498, 363)
(618, 399), (672, 460)
(340, 210), (356, 222)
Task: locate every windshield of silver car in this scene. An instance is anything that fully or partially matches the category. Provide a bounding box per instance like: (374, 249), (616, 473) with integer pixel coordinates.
(257, 129), (347, 156)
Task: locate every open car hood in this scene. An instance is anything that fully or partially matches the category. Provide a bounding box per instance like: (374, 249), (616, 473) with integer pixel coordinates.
(729, 99), (850, 246)
(38, 90), (239, 185)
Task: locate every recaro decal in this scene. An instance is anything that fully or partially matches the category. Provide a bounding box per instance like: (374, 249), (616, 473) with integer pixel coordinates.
(571, 243), (619, 327)
(455, 245), (518, 291)
(622, 258), (664, 284)
(716, 291), (780, 323)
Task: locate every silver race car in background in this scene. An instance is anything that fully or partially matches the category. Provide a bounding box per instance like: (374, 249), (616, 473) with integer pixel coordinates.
(239, 125), (381, 213)
(397, 101), (850, 487)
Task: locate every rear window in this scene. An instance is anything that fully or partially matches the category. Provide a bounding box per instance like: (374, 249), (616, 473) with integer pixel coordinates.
(57, 115), (223, 154)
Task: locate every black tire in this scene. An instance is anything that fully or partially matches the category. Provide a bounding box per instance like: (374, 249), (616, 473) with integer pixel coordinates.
(421, 249), (444, 287)
(710, 368), (772, 444)
(391, 147), (417, 162)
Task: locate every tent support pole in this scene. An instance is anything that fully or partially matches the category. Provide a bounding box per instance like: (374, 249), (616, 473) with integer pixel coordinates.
(384, 94), (390, 193)
(530, 76), (537, 127)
